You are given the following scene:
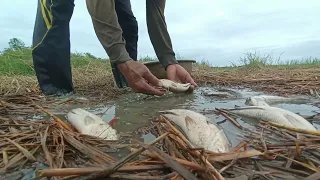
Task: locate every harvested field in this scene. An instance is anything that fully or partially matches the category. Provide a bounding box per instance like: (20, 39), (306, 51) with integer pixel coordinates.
(1, 45), (320, 180)
(1, 65), (320, 102)
(1, 99), (320, 180)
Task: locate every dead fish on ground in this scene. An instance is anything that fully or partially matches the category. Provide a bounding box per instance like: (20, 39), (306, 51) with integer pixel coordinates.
(202, 90), (233, 98)
(67, 108), (119, 140)
(223, 106), (317, 131)
(245, 95), (311, 107)
(159, 109), (232, 153)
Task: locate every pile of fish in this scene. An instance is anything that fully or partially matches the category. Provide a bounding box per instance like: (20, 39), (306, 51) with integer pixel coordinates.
(157, 95), (318, 153)
(65, 80), (319, 155)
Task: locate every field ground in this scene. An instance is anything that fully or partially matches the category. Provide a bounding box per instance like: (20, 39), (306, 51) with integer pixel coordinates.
(1, 38), (320, 101)
(1, 38), (320, 180)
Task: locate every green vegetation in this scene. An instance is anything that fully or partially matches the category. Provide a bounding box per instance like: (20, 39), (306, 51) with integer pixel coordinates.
(0, 38), (160, 76)
(236, 51), (320, 70)
(1, 38), (320, 76)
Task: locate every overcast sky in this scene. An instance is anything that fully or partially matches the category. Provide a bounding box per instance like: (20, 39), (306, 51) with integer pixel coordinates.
(1, 0), (320, 66)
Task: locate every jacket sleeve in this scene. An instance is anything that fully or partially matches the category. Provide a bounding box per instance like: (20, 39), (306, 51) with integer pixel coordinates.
(86, 0), (131, 64)
(146, 0), (178, 70)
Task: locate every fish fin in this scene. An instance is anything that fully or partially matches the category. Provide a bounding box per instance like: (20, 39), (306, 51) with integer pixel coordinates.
(283, 113), (305, 125)
(84, 116), (96, 125)
(185, 116), (196, 131)
(108, 116), (118, 127)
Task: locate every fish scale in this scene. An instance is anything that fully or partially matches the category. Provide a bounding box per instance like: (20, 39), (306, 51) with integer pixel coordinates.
(228, 95), (317, 131)
(159, 109), (232, 153)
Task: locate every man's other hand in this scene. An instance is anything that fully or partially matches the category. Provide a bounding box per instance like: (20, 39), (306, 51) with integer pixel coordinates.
(166, 64), (198, 91)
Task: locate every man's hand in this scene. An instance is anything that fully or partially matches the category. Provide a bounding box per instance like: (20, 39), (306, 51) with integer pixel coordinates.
(117, 60), (165, 96)
(166, 64), (198, 91)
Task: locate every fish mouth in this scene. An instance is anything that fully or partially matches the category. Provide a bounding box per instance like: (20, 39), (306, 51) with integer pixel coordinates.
(244, 98), (251, 105)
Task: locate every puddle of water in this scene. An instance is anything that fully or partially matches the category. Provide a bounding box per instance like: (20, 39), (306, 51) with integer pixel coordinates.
(13, 85), (319, 179)
(53, 85), (320, 148)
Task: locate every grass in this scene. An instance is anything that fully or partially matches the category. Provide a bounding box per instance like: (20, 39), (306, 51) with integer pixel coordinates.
(1, 38), (320, 76)
(1, 40), (319, 180)
(1, 38), (320, 97)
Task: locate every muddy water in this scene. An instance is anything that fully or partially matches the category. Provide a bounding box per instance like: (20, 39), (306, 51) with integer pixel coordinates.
(12, 86), (319, 180)
(59, 86), (320, 147)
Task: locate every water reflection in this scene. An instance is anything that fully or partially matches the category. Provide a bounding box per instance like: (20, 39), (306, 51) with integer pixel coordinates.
(93, 91), (197, 133)
(62, 86), (319, 146)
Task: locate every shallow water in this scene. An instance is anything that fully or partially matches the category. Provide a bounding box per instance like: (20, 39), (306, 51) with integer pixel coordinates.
(56, 85), (320, 147)
(10, 86), (320, 180)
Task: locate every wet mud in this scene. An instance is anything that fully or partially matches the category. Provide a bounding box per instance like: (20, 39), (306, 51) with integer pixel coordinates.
(52, 86), (320, 147)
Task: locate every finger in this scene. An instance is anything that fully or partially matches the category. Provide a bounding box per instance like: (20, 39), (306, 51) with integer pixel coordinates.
(186, 85), (195, 93)
(143, 70), (162, 87)
(138, 81), (165, 96)
(185, 75), (198, 87)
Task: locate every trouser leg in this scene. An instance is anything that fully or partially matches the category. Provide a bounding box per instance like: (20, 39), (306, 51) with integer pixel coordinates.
(146, 0), (178, 70)
(107, 0), (138, 88)
(32, 0), (75, 95)
(111, 0), (138, 88)
(115, 0), (138, 60)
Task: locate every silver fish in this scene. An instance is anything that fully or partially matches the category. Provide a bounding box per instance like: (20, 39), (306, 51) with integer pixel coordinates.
(159, 79), (191, 93)
(67, 108), (119, 140)
(245, 95), (311, 106)
(225, 106), (317, 131)
(159, 109), (232, 153)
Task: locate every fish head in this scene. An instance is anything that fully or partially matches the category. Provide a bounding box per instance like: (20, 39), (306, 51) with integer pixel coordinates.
(84, 116), (97, 125)
(67, 108), (105, 133)
(69, 108), (90, 117)
(184, 116), (198, 131)
(244, 97), (254, 106)
(245, 97), (263, 106)
(66, 109), (87, 132)
(183, 116), (207, 139)
(159, 110), (187, 130)
(245, 97), (269, 106)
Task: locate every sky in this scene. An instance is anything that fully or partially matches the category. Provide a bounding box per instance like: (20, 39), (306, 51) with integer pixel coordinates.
(1, 0), (320, 66)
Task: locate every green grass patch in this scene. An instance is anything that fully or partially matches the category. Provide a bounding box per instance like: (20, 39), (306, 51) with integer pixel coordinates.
(236, 51), (320, 70)
(1, 38), (320, 76)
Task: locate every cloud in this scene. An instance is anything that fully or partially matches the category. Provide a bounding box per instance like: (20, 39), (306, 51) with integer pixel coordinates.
(1, 0), (320, 66)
